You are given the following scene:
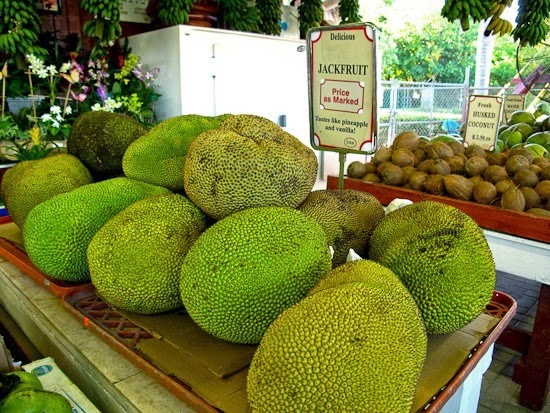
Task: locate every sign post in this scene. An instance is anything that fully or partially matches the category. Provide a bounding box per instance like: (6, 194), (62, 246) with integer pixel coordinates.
(307, 23), (379, 189)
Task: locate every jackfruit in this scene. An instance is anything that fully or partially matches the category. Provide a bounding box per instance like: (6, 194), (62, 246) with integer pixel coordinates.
(88, 193), (208, 314)
(67, 111), (147, 180)
(180, 206), (332, 344)
(122, 114), (231, 191)
(23, 177), (170, 282)
(0, 154), (92, 229)
(0, 388), (72, 413)
(247, 259), (427, 413)
(368, 201), (496, 334)
(183, 114), (318, 220)
(298, 189), (385, 267)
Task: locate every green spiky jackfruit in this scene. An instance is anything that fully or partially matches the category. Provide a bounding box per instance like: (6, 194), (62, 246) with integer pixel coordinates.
(247, 259), (427, 413)
(88, 193), (208, 314)
(122, 114), (231, 191)
(67, 111), (147, 180)
(23, 177), (170, 282)
(0, 154), (92, 229)
(298, 189), (385, 267)
(368, 201), (496, 334)
(180, 206), (332, 344)
(183, 114), (318, 220)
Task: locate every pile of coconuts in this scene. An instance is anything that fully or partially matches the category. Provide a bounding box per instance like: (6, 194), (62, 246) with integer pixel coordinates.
(346, 131), (550, 217)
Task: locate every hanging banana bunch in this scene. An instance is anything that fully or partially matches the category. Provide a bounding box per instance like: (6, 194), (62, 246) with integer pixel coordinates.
(441, 0), (491, 31)
(0, 0), (47, 65)
(80, 0), (122, 44)
(484, 0), (514, 36)
(339, 0), (362, 24)
(156, 0), (195, 26)
(511, 0), (550, 46)
(256, 0), (282, 35)
(298, 0), (324, 37)
(221, 0), (261, 33)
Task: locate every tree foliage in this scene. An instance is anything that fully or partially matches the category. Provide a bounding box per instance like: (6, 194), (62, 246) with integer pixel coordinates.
(380, 18), (479, 83)
(363, 0), (518, 86)
(490, 35), (517, 86)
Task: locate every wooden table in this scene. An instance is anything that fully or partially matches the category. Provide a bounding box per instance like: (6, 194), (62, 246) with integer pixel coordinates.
(326, 176), (550, 411)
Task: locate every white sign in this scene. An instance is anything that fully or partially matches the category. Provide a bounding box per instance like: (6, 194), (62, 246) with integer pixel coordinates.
(120, 0), (151, 24)
(502, 94), (525, 123)
(463, 95), (502, 150)
(307, 24), (378, 154)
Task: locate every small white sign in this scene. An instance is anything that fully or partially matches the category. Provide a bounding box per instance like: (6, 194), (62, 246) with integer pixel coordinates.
(463, 95), (502, 150)
(502, 94), (525, 123)
(120, 0), (152, 24)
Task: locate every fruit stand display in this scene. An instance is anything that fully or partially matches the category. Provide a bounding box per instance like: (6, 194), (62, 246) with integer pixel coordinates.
(0, 230), (517, 413)
(0, 112), (526, 412)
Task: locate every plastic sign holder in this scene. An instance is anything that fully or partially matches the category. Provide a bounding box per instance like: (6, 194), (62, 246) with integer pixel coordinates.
(307, 23), (379, 189)
(502, 94), (525, 123)
(463, 95), (502, 151)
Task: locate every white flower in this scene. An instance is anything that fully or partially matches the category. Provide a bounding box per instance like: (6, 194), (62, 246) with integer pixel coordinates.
(50, 105), (62, 115)
(40, 113), (53, 122)
(60, 63), (72, 73)
(26, 54), (45, 74)
(64, 106), (72, 115)
(46, 65), (58, 76)
(55, 114), (64, 122)
(105, 97), (122, 110)
(91, 103), (111, 112)
(36, 68), (49, 79)
(51, 120), (60, 128)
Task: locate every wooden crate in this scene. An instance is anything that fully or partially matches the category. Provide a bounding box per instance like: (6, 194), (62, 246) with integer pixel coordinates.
(326, 176), (550, 244)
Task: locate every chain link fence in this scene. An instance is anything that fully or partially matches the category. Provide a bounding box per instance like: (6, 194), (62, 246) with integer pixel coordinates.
(378, 80), (547, 147)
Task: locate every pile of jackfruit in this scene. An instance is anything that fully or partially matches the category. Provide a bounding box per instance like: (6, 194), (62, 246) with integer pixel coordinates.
(0, 112), (498, 412)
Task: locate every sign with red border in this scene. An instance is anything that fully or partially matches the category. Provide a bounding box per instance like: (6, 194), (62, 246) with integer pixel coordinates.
(307, 24), (378, 154)
(463, 95), (502, 151)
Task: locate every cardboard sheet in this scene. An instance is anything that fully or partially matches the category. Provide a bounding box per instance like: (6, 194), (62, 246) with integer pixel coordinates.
(128, 308), (499, 413)
(412, 313), (499, 411)
(117, 308), (256, 378)
(0, 222), (23, 249)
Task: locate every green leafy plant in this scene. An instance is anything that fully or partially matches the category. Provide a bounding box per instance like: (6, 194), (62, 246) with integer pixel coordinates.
(0, 115), (26, 141)
(156, 0), (197, 25)
(298, 0), (324, 38)
(339, 0), (362, 24)
(4, 127), (61, 161)
(0, 0), (47, 68)
(80, 0), (123, 50)
(256, 0), (282, 35)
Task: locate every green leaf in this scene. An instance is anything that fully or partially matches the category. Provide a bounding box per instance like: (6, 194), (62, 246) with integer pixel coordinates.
(112, 82), (122, 96)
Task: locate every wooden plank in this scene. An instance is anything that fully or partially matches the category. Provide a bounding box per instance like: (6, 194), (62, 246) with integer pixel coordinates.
(326, 176), (550, 243)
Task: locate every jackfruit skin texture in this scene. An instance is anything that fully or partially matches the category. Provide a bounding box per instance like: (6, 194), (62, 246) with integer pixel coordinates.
(180, 206), (332, 344)
(0, 154), (92, 229)
(183, 114), (318, 220)
(122, 114), (231, 191)
(23, 177), (170, 282)
(298, 189), (385, 268)
(368, 201), (496, 335)
(247, 259), (427, 413)
(67, 111), (147, 180)
(88, 193), (208, 314)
